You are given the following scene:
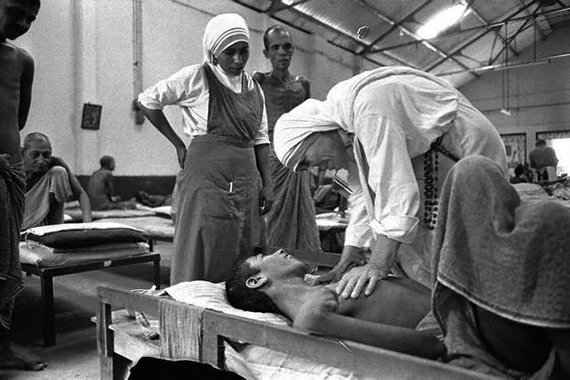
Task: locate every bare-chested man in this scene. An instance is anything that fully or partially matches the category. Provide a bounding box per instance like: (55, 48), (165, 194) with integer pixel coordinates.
(226, 249), (445, 359)
(0, 0), (47, 371)
(253, 26), (320, 251)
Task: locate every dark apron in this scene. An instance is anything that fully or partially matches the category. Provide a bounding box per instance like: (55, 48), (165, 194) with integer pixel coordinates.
(170, 65), (264, 284)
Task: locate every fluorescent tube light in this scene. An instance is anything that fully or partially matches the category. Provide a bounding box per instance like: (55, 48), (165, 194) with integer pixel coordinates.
(417, 3), (471, 39)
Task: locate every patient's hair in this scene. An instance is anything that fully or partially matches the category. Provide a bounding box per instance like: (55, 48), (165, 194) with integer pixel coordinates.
(225, 259), (283, 315)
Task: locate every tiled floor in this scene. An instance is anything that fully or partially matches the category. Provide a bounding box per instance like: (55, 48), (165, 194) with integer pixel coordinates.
(2, 241), (173, 380)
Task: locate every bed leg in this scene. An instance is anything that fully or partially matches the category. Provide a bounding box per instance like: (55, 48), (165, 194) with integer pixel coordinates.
(40, 273), (56, 346)
(152, 256), (161, 290)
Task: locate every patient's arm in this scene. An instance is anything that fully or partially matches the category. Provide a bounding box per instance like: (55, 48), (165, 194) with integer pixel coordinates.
(293, 288), (445, 360)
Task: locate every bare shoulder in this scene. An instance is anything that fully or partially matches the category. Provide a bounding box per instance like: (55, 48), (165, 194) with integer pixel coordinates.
(252, 71), (267, 83)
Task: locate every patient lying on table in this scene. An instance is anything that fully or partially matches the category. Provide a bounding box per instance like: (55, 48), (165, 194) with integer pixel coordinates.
(226, 249), (445, 359)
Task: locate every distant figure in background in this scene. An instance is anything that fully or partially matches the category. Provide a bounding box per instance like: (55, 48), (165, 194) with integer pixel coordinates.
(0, 0), (47, 371)
(22, 133), (92, 229)
(529, 139), (558, 182)
(509, 163), (529, 184)
(87, 155), (136, 211)
(253, 25), (320, 251)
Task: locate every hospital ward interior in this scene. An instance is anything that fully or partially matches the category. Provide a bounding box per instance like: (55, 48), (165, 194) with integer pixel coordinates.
(2, 0), (570, 379)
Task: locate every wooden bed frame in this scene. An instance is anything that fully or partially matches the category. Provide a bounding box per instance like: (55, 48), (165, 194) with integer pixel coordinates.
(22, 252), (161, 346)
(97, 247), (493, 380)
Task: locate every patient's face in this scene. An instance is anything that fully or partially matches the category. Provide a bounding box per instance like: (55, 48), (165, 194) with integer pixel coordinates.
(247, 249), (308, 279)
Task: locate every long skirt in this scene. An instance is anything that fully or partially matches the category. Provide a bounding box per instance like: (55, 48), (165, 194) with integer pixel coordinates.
(170, 135), (261, 285)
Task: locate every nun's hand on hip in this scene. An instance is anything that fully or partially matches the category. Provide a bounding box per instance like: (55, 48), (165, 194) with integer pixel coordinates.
(335, 263), (390, 299)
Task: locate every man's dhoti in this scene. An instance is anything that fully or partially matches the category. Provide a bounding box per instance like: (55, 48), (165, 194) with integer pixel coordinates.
(0, 163), (25, 329)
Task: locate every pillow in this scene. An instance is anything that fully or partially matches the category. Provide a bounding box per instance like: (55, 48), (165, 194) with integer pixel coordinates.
(21, 222), (147, 249)
(164, 281), (290, 326)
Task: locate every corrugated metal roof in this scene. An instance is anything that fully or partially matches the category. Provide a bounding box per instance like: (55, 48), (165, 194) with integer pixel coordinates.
(233, 0), (570, 86)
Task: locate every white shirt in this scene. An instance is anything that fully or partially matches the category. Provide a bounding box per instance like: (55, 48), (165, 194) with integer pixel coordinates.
(138, 63), (269, 145)
(339, 73), (459, 245)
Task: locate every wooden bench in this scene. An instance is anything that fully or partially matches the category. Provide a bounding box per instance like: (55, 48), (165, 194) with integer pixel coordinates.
(97, 247), (494, 380)
(22, 252), (161, 346)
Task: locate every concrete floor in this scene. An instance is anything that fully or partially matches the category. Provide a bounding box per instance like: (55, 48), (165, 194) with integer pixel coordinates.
(2, 241), (173, 380)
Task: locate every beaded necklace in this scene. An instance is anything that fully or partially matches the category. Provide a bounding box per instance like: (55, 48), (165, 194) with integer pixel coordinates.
(423, 137), (460, 230)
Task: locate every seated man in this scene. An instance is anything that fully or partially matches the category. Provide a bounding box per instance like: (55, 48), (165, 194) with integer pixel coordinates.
(22, 132), (92, 230)
(226, 249), (445, 359)
(87, 155), (136, 211)
(432, 155), (570, 379)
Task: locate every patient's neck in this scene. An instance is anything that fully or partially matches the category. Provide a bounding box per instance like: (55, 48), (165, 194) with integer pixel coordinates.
(266, 279), (316, 320)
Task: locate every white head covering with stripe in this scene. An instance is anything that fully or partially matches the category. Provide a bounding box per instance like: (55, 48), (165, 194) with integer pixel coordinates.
(202, 13), (250, 64)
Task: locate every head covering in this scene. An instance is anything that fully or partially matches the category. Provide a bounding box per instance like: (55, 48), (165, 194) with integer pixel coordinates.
(202, 13), (249, 63)
(432, 154), (570, 328)
(273, 99), (340, 168)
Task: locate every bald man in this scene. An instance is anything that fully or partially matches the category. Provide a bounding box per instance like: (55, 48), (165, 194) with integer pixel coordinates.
(22, 132), (92, 230)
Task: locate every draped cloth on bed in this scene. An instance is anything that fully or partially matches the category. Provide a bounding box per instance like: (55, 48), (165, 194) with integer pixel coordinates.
(431, 155), (570, 378)
(0, 163), (25, 329)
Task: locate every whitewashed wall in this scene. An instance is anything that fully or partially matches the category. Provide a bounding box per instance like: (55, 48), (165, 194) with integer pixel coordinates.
(16, 0), (359, 176)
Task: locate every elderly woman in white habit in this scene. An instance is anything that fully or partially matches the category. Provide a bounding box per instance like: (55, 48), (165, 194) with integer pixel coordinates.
(138, 13), (273, 285)
(273, 67), (508, 298)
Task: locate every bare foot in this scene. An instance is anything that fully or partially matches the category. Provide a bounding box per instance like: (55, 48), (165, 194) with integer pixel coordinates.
(0, 347), (47, 371)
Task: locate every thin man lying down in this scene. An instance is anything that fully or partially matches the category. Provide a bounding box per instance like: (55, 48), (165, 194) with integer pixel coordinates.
(225, 249), (445, 360)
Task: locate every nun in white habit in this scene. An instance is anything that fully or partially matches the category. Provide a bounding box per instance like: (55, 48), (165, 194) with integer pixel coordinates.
(138, 13), (273, 285)
(273, 66), (508, 298)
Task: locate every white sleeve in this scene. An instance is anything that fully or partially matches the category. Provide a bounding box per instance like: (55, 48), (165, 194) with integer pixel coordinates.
(355, 114), (420, 244)
(253, 84), (270, 146)
(344, 187), (374, 248)
(138, 65), (203, 110)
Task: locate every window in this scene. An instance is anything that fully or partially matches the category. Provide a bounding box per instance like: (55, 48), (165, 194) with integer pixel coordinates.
(549, 138), (570, 176)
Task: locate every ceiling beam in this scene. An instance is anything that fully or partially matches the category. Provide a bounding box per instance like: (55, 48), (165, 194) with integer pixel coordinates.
(424, 3), (541, 72)
(467, 1), (519, 57)
(350, 0), (476, 75)
(273, 3), (416, 68)
(518, 0), (549, 38)
(356, 0), (431, 57)
(370, 5), (568, 53)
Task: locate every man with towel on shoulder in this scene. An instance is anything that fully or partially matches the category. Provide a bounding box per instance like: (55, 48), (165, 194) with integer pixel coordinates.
(22, 132), (92, 230)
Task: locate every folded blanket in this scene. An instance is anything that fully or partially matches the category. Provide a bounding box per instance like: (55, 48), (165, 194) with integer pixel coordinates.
(433, 155), (570, 328)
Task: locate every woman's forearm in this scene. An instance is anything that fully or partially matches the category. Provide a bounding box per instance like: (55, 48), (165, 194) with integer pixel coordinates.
(254, 143), (272, 187)
(368, 233), (401, 271)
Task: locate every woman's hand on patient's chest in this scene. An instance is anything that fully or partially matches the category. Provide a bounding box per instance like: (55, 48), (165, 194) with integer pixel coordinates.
(335, 262), (389, 299)
(315, 245), (368, 285)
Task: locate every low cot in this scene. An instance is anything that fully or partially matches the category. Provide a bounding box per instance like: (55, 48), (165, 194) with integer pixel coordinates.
(97, 246), (493, 380)
(20, 222), (161, 346)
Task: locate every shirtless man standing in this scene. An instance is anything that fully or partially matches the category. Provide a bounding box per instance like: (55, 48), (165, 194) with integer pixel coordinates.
(0, 0), (47, 371)
(253, 26), (320, 251)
